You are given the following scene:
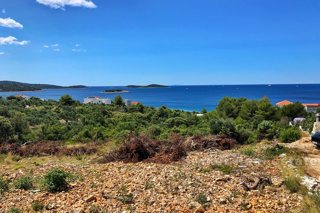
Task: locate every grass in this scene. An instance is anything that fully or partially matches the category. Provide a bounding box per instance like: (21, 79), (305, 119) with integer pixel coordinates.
(301, 192), (320, 213)
(31, 200), (45, 212)
(14, 176), (33, 190)
(7, 208), (22, 213)
(283, 175), (306, 193)
(263, 144), (288, 160)
(238, 145), (256, 157)
(211, 163), (234, 174)
(0, 177), (9, 194)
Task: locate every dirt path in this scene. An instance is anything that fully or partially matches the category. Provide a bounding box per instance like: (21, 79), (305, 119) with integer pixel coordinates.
(287, 137), (320, 179)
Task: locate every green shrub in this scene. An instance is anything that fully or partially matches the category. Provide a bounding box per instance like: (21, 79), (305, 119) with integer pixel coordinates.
(43, 168), (70, 192)
(263, 144), (287, 160)
(195, 193), (209, 205)
(284, 175), (304, 193)
(211, 163), (234, 174)
(0, 177), (9, 194)
(31, 200), (45, 212)
(7, 208), (22, 213)
(280, 127), (301, 143)
(14, 176), (33, 190)
(302, 191), (320, 213)
(239, 146), (256, 157)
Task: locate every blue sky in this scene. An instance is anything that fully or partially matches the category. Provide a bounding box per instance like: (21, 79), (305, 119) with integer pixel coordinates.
(0, 0), (319, 86)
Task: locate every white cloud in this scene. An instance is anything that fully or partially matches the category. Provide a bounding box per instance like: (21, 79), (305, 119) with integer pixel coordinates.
(1, 9), (6, 14)
(36, 0), (97, 9)
(72, 48), (86, 52)
(0, 36), (30, 46)
(53, 48), (61, 52)
(0, 52), (4, 55)
(75, 43), (80, 47)
(43, 45), (49, 48)
(52, 43), (59, 47)
(0, 18), (23, 29)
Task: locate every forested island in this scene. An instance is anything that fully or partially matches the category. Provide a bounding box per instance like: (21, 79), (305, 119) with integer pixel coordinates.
(0, 81), (86, 92)
(126, 84), (168, 88)
(103, 89), (128, 93)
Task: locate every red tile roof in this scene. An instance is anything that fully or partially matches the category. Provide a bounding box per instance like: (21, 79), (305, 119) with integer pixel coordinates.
(276, 100), (293, 107)
(303, 103), (320, 107)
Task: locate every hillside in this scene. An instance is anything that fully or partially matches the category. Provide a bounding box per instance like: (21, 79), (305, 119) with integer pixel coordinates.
(126, 84), (168, 88)
(0, 81), (86, 92)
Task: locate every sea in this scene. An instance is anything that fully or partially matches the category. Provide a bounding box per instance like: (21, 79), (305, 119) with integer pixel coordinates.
(1, 84), (320, 112)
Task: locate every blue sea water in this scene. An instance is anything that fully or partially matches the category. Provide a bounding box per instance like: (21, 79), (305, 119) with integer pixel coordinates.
(1, 84), (320, 111)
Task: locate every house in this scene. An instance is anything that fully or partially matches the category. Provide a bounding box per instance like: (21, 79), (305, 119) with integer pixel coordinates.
(124, 99), (132, 106)
(276, 100), (293, 107)
(84, 97), (111, 105)
(131, 101), (140, 105)
(303, 104), (320, 113)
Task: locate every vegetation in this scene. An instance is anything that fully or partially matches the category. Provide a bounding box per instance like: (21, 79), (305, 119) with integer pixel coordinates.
(104, 89), (128, 93)
(43, 168), (70, 192)
(280, 127), (301, 143)
(14, 176), (33, 190)
(0, 80), (86, 92)
(126, 84), (168, 88)
(7, 208), (22, 213)
(0, 95), (312, 159)
(0, 176), (9, 194)
(31, 201), (45, 212)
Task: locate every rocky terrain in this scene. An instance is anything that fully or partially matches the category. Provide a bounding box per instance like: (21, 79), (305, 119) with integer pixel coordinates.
(0, 148), (301, 213)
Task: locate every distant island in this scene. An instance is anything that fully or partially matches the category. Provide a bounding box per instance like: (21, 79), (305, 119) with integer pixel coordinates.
(103, 89), (129, 93)
(126, 84), (168, 88)
(0, 81), (87, 92)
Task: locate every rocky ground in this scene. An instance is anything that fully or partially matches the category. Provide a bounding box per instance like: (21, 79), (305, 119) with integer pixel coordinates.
(287, 137), (320, 179)
(0, 148), (302, 213)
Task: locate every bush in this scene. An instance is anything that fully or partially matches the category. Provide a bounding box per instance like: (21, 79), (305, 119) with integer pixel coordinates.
(43, 168), (70, 192)
(263, 144), (288, 160)
(0, 177), (9, 194)
(32, 200), (45, 212)
(14, 176), (33, 190)
(195, 193), (210, 206)
(284, 175), (304, 193)
(211, 163), (234, 174)
(7, 208), (22, 213)
(280, 127), (301, 143)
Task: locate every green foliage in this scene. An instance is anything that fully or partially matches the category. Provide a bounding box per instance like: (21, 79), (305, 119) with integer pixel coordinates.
(281, 102), (306, 120)
(195, 193), (210, 205)
(280, 127), (301, 143)
(284, 175), (304, 193)
(31, 200), (45, 212)
(59, 95), (76, 106)
(0, 177), (9, 194)
(0, 116), (14, 142)
(7, 208), (22, 213)
(43, 168), (70, 192)
(257, 120), (277, 140)
(263, 144), (288, 160)
(211, 163), (234, 174)
(113, 95), (124, 106)
(14, 176), (33, 190)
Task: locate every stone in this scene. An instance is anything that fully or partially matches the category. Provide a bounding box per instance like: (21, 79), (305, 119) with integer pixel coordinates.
(85, 195), (97, 203)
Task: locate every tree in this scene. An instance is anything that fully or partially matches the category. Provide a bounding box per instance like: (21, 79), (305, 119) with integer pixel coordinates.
(114, 96), (124, 106)
(281, 102), (306, 120)
(59, 95), (75, 106)
(0, 116), (14, 142)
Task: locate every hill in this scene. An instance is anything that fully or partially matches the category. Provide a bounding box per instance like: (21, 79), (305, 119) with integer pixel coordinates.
(0, 81), (86, 92)
(126, 84), (168, 88)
